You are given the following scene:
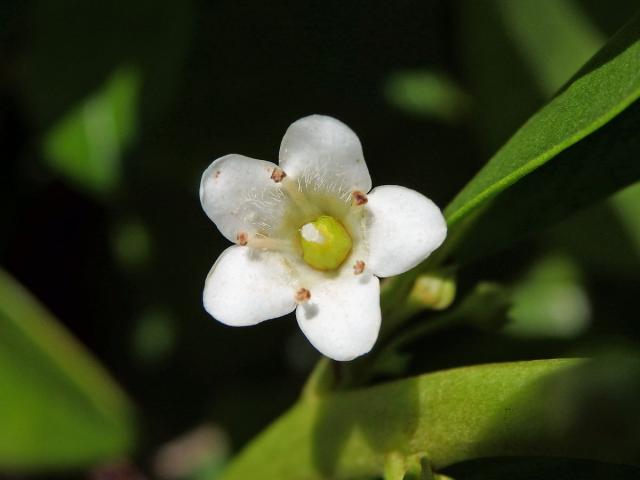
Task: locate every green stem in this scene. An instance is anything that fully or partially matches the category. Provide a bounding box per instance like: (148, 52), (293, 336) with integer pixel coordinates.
(384, 452), (407, 480)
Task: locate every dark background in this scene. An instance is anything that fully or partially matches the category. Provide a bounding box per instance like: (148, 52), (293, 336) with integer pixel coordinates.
(2, 1), (640, 478)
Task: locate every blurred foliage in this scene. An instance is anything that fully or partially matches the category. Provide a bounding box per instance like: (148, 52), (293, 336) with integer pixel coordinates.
(130, 307), (176, 366)
(506, 254), (590, 339)
(384, 70), (470, 123)
(496, 0), (604, 94)
(111, 218), (153, 270)
(2, 0), (640, 479)
(549, 181), (640, 278)
(43, 67), (140, 195)
(0, 269), (134, 471)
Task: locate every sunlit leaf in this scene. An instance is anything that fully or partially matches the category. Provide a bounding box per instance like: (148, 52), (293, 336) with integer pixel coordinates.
(220, 358), (640, 479)
(0, 268), (135, 471)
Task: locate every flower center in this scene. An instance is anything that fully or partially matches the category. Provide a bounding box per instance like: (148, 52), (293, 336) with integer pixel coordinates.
(298, 215), (352, 271)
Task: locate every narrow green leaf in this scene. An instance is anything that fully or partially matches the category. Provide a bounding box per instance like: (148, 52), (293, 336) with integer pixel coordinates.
(221, 358), (640, 480)
(444, 14), (640, 232)
(448, 97), (640, 265)
(0, 268), (135, 471)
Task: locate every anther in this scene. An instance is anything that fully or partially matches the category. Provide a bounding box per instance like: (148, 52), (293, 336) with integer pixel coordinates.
(271, 167), (287, 183)
(236, 232), (248, 246)
(295, 288), (311, 303)
(353, 260), (365, 274)
(351, 190), (368, 206)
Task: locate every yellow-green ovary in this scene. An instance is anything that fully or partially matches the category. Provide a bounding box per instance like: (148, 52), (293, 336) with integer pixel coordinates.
(298, 215), (352, 271)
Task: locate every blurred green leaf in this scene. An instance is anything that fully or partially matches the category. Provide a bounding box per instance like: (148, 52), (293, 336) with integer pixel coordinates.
(546, 181), (640, 278)
(609, 181), (640, 256)
(456, 1), (542, 150)
(441, 13), (640, 262)
(0, 268), (135, 471)
(497, 0), (604, 95)
(112, 218), (152, 270)
(220, 358), (640, 480)
(506, 255), (590, 338)
(130, 307), (176, 366)
(42, 66), (141, 195)
(384, 70), (470, 123)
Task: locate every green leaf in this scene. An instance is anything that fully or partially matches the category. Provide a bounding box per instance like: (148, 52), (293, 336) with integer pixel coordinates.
(0, 268), (135, 471)
(220, 358), (640, 480)
(42, 66), (141, 196)
(442, 13), (640, 257)
(496, 0), (604, 95)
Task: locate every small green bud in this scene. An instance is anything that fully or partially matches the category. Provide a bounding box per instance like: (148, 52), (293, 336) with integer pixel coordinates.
(299, 215), (352, 271)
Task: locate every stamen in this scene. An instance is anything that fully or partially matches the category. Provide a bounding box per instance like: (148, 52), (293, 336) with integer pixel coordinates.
(295, 287), (311, 303)
(246, 234), (296, 253)
(236, 232), (248, 246)
(270, 167), (287, 183)
(351, 190), (368, 206)
(282, 177), (321, 217)
(353, 260), (365, 274)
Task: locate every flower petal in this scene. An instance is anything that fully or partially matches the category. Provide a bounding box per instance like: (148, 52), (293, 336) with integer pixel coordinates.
(204, 246), (296, 326)
(200, 154), (288, 242)
(296, 274), (380, 361)
(279, 115), (372, 194)
(366, 185), (447, 278)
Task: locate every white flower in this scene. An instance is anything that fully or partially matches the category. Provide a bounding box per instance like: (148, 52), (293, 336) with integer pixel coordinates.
(199, 115), (446, 361)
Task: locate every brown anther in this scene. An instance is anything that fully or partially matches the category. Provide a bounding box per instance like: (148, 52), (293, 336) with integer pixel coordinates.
(270, 167), (287, 183)
(353, 260), (365, 274)
(295, 287), (311, 303)
(352, 190), (368, 206)
(236, 232), (248, 246)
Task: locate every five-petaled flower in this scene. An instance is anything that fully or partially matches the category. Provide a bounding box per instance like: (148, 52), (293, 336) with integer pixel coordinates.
(200, 115), (446, 361)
